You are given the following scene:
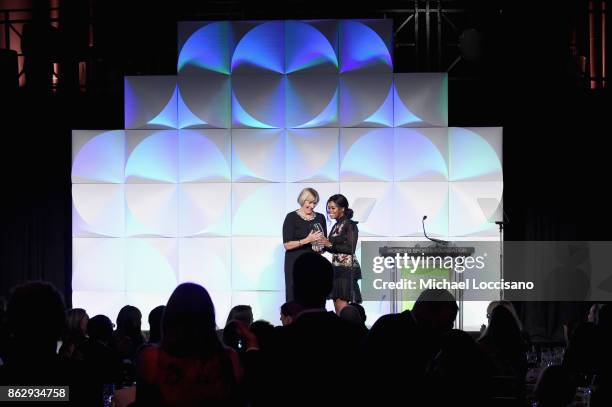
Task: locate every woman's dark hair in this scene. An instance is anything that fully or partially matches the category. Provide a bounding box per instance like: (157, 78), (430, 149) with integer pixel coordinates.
(327, 194), (353, 219)
(116, 305), (144, 345)
(64, 308), (88, 341)
(162, 283), (223, 359)
(87, 314), (114, 342)
(147, 305), (165, 344)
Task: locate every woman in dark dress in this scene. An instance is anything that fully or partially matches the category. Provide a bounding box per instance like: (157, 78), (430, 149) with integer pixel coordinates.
(322, 194), (362, 315)
(282, 188), (327, 302)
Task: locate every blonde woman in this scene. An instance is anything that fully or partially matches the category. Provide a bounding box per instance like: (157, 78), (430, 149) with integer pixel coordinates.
(282, 188), (327, 301)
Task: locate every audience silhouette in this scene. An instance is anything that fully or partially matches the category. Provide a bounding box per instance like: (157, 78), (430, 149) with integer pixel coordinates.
(1, 277), (609, 407)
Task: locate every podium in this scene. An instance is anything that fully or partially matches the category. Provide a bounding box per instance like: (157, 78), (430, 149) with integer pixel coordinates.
(378, 245), (475, 314)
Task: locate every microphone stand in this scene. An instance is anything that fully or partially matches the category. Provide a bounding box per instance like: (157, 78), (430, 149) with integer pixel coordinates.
(422, 216), (449, 246)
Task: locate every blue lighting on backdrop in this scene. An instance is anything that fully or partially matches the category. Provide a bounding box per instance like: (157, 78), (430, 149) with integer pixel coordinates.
(285, 21), (338, 73)
(177, 21), (231, 74)
(231, 21), (285, 73)
(339, 20), (392, 73)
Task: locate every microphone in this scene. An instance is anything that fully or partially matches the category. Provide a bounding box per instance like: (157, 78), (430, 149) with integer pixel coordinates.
(422, 215), (449, 245)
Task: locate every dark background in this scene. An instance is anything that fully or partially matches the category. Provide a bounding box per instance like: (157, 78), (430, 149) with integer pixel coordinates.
(1, 0), (608, 339)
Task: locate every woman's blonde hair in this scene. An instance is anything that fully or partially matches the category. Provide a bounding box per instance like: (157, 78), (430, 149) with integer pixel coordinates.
(297, 188), (319, 206)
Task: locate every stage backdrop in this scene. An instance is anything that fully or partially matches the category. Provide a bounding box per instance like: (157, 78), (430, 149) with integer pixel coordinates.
(71, 20), (502, 330)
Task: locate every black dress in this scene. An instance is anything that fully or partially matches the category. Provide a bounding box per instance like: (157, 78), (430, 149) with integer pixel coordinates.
(327, 217), (362, 303)
(282, 211), (327, 301)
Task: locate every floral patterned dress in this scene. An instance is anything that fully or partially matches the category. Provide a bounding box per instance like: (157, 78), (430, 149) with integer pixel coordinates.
(327, 217), (362, 303)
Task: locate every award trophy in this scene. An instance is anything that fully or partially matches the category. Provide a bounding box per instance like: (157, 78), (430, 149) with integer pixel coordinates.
(312, 222), (324, 252)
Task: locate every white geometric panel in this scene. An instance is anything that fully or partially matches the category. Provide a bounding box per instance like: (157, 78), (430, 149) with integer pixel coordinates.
(179, 129), (231, 183)
(125, 238), (178, 291)
(178, 237), (231, 291)
(232, 129), (286, 182)
(231, 290), (285, 324)
(394, 128), (449, 181)
(72, 238), (125, 291)
(393, 73), (448, 127)
(340, 128), (393, 181)
(339, 182), (394, 236)
(124, 76), (178, 129)
(125, 130), (178, 183)
(231, 237), (285, 291)
(231, 74), (285, 128)
(231, 21), (285, 75)
(178, 183), (231, 237)
(285, 74), (338, 128)
(125, 184), (178, 237)
(72, 130), (125, 184)
(449, 127), (503, 182)
(285, 183), (340, 230)
(125, 291), (174, 331)
(72, 291), (127, 328)
(72, 184), (125, 237)
(449, 182), (504, 237)
(207, 290), (233, 329)
(232, 183), (286, 237)
(178, 73), (231, 129)
(339, 73), (393, 127)
(393, 182), (449, 237)
(286, 128), (339, 182)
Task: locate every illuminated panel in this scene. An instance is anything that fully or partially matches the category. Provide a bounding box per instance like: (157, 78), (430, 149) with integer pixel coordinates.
(393, 182), (449, 237)
(394, 128), (448, 181)
(178, 183), (231, 237)
(339, 182), (394, 236)
(285, 20), (338, 74)
(339, 73), (393, 127)
(72, 184), (124, 237)
(179, 129), (230, 183)
(231, 237), (285, 290)
(286, 129), (339, 182)
(232, 183), (286, 237)
(72, 238), (125, 291)
(72, 130), (125, 184)
(394, 73), (448, 127)
(177, 21), (231, 75)
(125, 238), (178, 291)
(449, 127), (503, 182)
(178, 73), (230, 129)
(125, 130), (178, 183)
(124, 76), (178, 129)
(125, 184), (178, 237)
(207, 290), (233, 329)
(231, 75), (285, 128)
(339, 20), (392, 73)
(449, 182), (504, 236)
(231, 21), (285, 74)
(286, 74), (338, 128)
(340, 128), (393, 181)
(178, 238), (231, 291)
(232, 129), (285, 182)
